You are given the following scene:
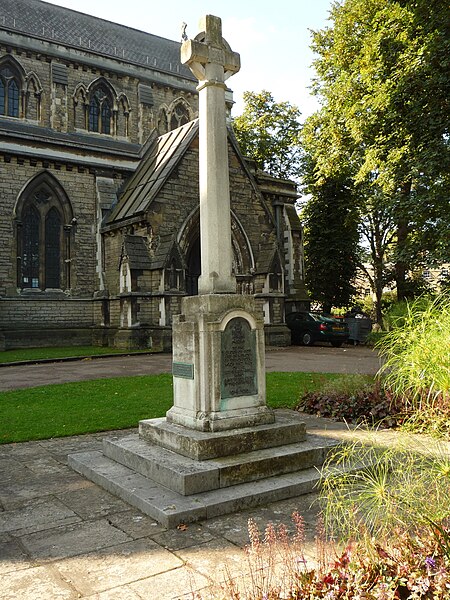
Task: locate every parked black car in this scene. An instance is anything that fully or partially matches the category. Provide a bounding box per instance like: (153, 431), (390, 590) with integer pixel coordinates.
(286, 312), (349, 347)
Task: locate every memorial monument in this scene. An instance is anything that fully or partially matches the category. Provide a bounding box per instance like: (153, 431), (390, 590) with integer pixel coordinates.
(167, 14), (274, 433)
(70, 16), (338, 527)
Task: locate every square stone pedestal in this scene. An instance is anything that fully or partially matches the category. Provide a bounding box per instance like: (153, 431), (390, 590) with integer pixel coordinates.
(167, 294), (274, 432)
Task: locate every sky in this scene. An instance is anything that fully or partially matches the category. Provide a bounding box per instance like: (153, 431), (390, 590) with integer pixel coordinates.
(42, 0), (333, 119)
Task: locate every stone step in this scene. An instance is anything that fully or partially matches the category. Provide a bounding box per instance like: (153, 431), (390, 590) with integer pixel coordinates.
(69, 450), (324, 528)
(103, 433), (338, 495)
(139, 409), (307, 460)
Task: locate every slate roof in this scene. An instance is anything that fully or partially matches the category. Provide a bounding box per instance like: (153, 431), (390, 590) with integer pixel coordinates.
(0, 0), (196, 81)
(106, 119), (199, 225)
(0, 117), (141, 157)
(255, 242), (279, 274)
(150, 233), (181, 270)
(284, 204), (302, 232)
(121, 235), (152, 270)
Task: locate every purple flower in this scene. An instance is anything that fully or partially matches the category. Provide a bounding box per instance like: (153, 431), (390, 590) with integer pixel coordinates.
(425, 556), (436, 569)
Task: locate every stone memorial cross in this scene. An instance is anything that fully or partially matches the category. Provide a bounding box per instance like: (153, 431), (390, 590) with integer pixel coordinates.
(181, 15), (240, 294)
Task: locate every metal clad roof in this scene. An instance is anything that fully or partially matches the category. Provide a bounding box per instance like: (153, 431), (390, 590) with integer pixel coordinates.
(0, 0), (196, 80)
(107, 119), (199, 225)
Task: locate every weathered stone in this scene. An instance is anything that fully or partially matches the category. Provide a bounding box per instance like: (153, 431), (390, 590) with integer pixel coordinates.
(0, 566), (78, 600)
(140, 410), (306, 460)
(19, 519), (131, 561)
(54, 538), (183, 596)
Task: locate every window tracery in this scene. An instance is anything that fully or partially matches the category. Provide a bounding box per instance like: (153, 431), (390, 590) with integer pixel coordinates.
(169, 100), (190, 130)
(0, 63), (21, 117)
(89, 87), (112, 134)
(16, 174), (74, 291)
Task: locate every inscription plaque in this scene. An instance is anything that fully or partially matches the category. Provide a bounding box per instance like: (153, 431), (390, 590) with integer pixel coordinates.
(172, 362), (194, 380)
(221, 317), (257, 399)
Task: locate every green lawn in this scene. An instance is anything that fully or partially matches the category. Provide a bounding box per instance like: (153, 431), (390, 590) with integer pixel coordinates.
(0, 346), (153, 364)
(0, 372), (340, 444)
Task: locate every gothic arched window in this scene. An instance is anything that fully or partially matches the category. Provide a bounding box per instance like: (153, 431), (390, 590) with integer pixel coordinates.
(0, 64), (20, 117)
(170, 101), (190, 131)
(16, 175), (74, 291)
(89, 88), (112, 134)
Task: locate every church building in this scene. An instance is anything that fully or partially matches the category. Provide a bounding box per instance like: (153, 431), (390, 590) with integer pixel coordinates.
(0, 0), (309, 351)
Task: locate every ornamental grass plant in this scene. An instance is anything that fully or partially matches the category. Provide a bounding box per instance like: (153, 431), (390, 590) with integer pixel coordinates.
(377, 294), (450, 436)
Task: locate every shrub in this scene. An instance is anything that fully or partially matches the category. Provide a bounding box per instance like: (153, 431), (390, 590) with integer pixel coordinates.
(376, 294), (450, 436)
(297, 375), (397, 426)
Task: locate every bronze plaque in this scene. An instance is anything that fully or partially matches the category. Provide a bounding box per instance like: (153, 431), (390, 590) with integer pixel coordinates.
(172, 362), (194, 379)
(221, 317), (257, 399)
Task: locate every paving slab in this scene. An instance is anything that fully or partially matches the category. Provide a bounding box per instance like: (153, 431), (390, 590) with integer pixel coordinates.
(173, 537), (247, 584)
(104, 509), (167, 539)
(0, 538), (31, 575)
(0, 496), (80, 536)
(128, 566), (211, 600)
(19, 519), (132, 561)
(0, 565), (78, 600)
(55, 486), (130, 520)
(2, 413), (437, 599)
(54, 537), (183, 596)
(0, 469), (92, 510)
(86, 588), (143, 600)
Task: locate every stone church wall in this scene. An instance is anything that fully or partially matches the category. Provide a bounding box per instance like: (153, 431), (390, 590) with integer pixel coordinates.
(0, 158), (99, 296)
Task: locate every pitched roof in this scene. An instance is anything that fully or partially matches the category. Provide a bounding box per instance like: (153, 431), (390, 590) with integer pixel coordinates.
(0, 0), (195, 81)
(255, 242), (280, 274)
(121, 235), (152, 270)
(106, 119), (199, 226)
(284, 204), (302, 232)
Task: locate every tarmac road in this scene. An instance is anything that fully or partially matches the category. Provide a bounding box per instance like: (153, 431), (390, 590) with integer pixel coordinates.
(0, 345), (381, 392)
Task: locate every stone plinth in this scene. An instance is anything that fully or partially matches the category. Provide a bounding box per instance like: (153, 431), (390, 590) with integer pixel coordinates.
(69, 409), (341, 528)
(140, 411), (306, 461)
(167, 294), (274, 432)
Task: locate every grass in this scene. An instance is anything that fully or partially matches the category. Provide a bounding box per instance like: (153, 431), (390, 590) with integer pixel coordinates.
(0, 371), (341, 444)
(0, 346), (153, 364)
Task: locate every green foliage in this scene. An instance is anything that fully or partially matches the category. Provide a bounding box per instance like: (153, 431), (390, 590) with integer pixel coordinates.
(303, 0), (450, 303)
(232, 90), (302, 180)
(320, 436), (450, 551)
(377, 294), (450, 413)
(302, 171), (360, 312)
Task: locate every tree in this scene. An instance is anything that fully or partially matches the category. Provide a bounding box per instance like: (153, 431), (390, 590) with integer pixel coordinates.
(232, 90), (302, 181)
(303, 0), (450, 302)
(302, 164), (360, 314)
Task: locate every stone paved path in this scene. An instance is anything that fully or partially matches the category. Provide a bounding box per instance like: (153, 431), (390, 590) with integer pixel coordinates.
(3, 412), (438, 600)
(0, 348), (383, 598)
(0, 422), (330, 599)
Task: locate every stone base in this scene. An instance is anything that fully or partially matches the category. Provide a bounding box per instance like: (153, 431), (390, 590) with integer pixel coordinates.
(140, 410), (306, 460)
(69, 410), (340, 528)
(170, 294), (270, 432)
